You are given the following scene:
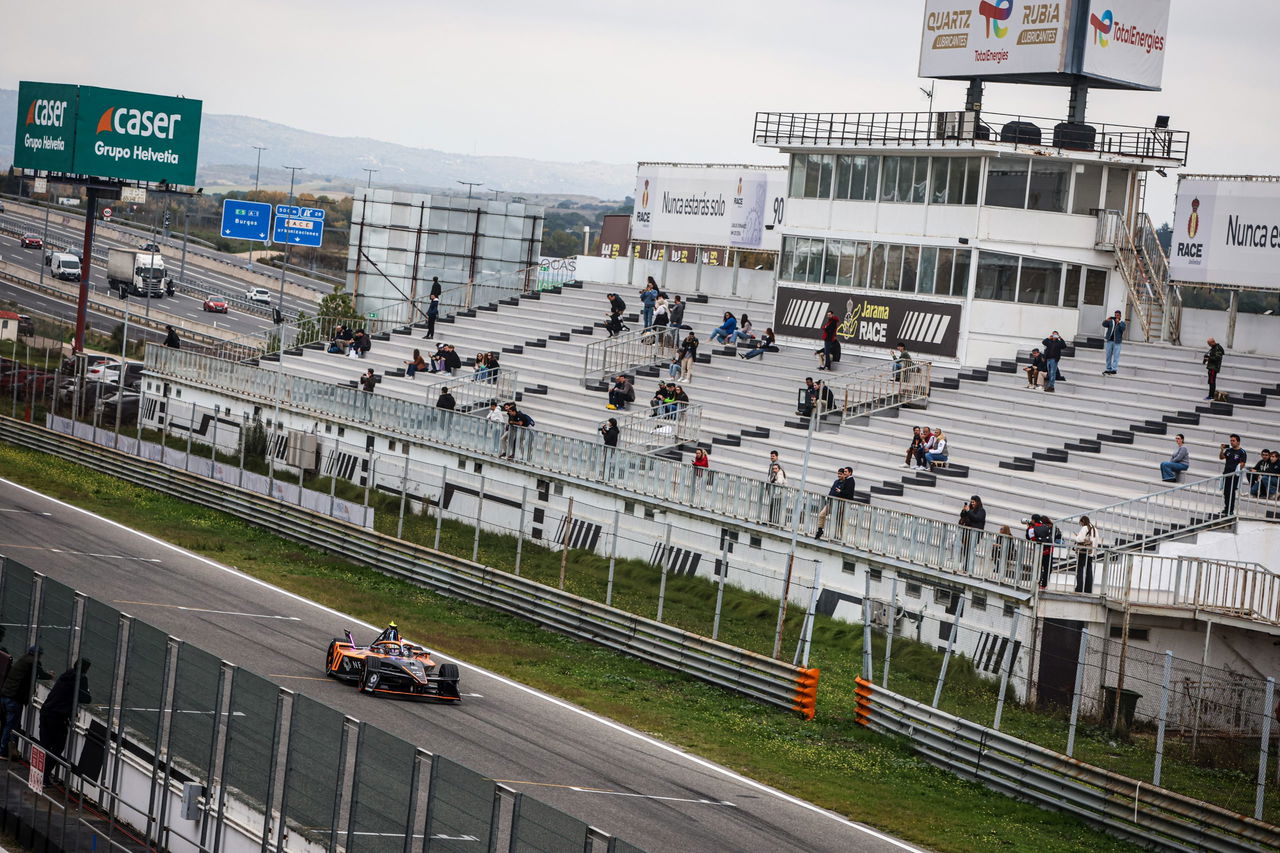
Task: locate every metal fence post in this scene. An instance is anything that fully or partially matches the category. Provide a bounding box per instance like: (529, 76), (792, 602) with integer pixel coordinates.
(1153, 649), (1174, 786)
(434, 466), (446, 551)
(712, 538), (728, 641)
(861, 571), (873, 682)
(1256, 676), (1275, 820)
(397, 455), (410, 540)
(932, 596), (963, 709)
(992, 608), (1020, 730)
(185, 400), (194, 470)
(656, 520), (672, 622)
(473, 474), (486, 562)
(559, 497), (575, 590)
(238, 416), (247, 487)
(1066, 627), (1090, 757)
(795, 560), (821, 669)
(329, 449), (338, 517)
(606, 507), (620, 606)
(882, 576), (898, 688)
(515, 485), (528, 576)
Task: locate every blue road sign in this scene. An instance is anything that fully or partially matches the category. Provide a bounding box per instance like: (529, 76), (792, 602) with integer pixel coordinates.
(220, 199), (273, 243)
(273, 205), (326, 247)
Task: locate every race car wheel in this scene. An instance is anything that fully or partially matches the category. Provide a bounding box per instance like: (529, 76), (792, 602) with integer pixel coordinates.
(438, 663), (461, 699)
(325, 641), (340, 677)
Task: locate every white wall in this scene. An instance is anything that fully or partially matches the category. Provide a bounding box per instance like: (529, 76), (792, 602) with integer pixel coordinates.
(1155, 522), (1280, 572)
(963, 302), (1081, 367)
(574, 255), (779, 304)
(1179, 307), (1280, 357)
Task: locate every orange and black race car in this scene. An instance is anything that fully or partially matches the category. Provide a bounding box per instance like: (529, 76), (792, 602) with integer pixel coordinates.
(325, 623), (461, 701)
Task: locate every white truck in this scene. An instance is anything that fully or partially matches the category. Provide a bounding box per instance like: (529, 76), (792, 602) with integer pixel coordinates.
(48, 251), (82, 282)
(107, 248), (169, 298)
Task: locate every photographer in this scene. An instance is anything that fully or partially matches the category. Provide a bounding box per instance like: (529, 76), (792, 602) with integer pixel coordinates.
(958, 496), (986, 574)
(599, 418), (619, 448)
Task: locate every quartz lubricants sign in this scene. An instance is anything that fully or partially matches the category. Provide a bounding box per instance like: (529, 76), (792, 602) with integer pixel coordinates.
(74, 86), (202, 185)
(13, 82), (78, 173)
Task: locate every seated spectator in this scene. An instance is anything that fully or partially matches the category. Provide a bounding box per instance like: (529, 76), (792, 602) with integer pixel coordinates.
(925, 429), (949, 469)
(902, 426), (924, 469)
(329, 324), (351, 354)
(605, 311), (626, 337)
(436, 388), (456, 410)
(915, 427), (935, 468)
(607, 375), (634, 410)
(1159, 434), (1190, 482)
(428, 343), (448, 373)
(404, 349), (428, 378)
(1248, 449), (1279, 497)
(733, 314), (756, 343)
(708, 311), (737, 344)
(892, 342), (913, 379)
(672, 384), (690, 416)
(1023, 348), (1047, 389)
(441, 344), (462, 376)
(740, 328), (777, 360)
(796, 377), (819, 417)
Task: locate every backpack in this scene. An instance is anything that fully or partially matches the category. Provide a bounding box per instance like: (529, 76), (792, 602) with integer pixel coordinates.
(521, 413), (535, 427)
(1033, 523), (1052, 543)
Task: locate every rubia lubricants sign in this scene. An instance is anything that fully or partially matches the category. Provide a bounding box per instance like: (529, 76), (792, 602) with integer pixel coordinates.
(12, 81), (202, 185)
(1170, 177), (1280, 291)
(774, 286), (964, 358)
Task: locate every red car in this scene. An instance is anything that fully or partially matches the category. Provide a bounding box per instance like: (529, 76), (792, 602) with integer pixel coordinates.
(20, 234), (43, 249)
(202, 295), (229, 313)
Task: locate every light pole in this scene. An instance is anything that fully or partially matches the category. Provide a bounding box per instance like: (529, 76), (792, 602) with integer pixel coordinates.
(773, 408), (820, 659)
(252, 146), (267, 194)
(457, 180), (483, 201)
(362, 168), (379, 188)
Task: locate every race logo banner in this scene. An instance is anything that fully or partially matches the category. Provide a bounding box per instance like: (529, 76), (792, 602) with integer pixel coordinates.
(774, 286), (963, 358)
(1170, 177), (1280, 290)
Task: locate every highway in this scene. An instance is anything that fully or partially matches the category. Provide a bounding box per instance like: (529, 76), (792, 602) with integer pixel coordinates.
(0, 479), (922, 853)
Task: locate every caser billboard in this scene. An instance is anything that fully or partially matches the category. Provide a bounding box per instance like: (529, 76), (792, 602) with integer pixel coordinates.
(631, 164), (787, 252)
(919, 0), (1071, 80)
(1079, 0), (1170, 91)
(11, 81), (202, 186)
(1170, 177), (1280, 291)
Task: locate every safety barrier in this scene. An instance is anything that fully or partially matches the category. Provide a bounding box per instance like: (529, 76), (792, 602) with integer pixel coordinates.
(416, 367), (518, 414)
(582, 324), (678, 383)
(613, 403), (702, 452)
(853, 678), (1280, 853)
(0, 416), (807, 714)
(1054, 472), (1238, 552)
(824, 360), (932, 422)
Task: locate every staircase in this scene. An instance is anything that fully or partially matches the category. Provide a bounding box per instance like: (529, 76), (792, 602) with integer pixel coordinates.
(1096, 178), (1179, 344)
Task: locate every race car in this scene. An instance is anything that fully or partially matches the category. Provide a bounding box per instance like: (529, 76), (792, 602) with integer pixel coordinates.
(325, 623), (461, 701)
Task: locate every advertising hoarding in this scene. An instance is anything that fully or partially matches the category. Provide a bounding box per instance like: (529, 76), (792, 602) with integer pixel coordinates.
(1170, 177), (1280, 291)
(630, 164), (787, 252)
(918, 0), (1071, 81)
(774, 286), (964, 358)
(11, 81), (202, 186)
(1079, 0), (1170, 90)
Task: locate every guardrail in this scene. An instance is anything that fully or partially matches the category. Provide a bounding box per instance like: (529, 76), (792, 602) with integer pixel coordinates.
(825, 361), (931, 422)
(614, 403), (702, 452)
(1093, 552), (1280, 627)
(416, 367), (518, 414)
(0, 415), (810, 715)
(582, 324), (678, 383)
(854, 678), (1280, 853)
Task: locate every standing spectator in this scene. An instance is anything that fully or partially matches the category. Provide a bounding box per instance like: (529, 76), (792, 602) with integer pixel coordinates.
(607, 375), (634, 410)
(599, 417), (620, 478)
(903, 426), (924, 469)
(163, 325), (181, 349)
(767, 462), (788, 524)
(599, 417), (619, 447)
(653, 294), (670, 329)
(892, 342), (913, 379)
(1041, 331), (1066, 393)
(1023, 348), (1047, 389)
(0, 646), (51, 760)
(991, 524), (1015, 582)
(958, 495), (987, 574)
(708, 312), (738, 344)
(766, 449), (780, 479)
(38, 659), (91, 780)
(1101, 311), (1126, 375)
(819, 310), (839, 371)
(1073, 516), (1100, 593)
(425, 294), (439, 339)
(486, 402), (507, 453)
(1220, 434), (1247, 514)
(925, 429), (949, 469)
(436, 388), (456, 410)
(404, 349), (428, 378)
(430, 276), (443, 299)
(1203, 337), (1225, 400)
(1159, 434), (1190, 482)
(1028, 515), (1055, 589)
(639, 279), (658, 328)
(815, 466), (857, 539)
(359, 369), (377, 393)
(692, 447), (710, 480)
(667, 295), (686, 347)
(740, 328), (777, 360)
(503, 404), (535, 460)
(678, 332), (698, 382)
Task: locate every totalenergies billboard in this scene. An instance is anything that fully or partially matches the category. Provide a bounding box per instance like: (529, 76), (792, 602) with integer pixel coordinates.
(12, 81), (202, 185)
(918, 0), (1170, 91)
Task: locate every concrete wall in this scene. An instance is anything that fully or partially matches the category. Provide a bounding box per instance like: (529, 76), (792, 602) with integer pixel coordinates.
(1179, 306), (1280, 357)
(574, 255), (778, 304)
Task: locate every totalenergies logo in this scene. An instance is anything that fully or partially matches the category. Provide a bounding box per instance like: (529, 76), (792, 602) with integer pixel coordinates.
(95, 105), (184, 139)
(978, 0), (1014, 38)
(25, 98), (69, 128)
(1090, 8), (1113, 46)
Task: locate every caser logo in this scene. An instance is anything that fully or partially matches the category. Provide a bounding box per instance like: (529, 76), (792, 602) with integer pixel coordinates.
(25, 99), (69, 128)
(95, 106), (183, 139)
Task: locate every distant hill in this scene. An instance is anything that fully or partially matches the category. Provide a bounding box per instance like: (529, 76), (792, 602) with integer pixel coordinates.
(0, 88), (633, 199)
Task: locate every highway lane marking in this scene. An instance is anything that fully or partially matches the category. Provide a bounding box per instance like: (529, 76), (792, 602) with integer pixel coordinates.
(0, 478), (927, 853)
(496, 779), (735, 807)
(114, 600), (301, 621)
(0, 543), (161, 563)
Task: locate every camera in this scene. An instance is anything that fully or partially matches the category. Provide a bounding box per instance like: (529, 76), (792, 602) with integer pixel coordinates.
(1020, 518), (1033, 525)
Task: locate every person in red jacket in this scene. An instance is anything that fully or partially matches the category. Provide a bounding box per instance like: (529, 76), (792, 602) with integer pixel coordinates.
(819, 311), (839, 371)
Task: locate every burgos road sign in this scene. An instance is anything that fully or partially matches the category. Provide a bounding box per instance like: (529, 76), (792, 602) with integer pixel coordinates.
(273, 205), (325, 247)
(221, 199), (273, 242)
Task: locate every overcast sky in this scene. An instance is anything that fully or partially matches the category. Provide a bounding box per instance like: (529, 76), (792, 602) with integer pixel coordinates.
(3, 1), (1275, 219)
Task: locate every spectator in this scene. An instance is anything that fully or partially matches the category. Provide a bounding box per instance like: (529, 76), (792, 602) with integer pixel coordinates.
(991, 524), (1015, 581)
(734, 314), (756, 343)
(958, 495), (987, 574)
(766, 462), (788, 524)
(1041, 331), (1066, 393)
(925, 429), (949, 469)
(903, 426), (924, 469)
(359, 369), (377, 393)
(672, 384), (690, 417)
(1073, 515), (1100, 593)
(606, 293), (627, 328)
(1203, 337), (1225, 400)
(667, 358), (681, 380)
(605, 311), (626, 337)
(653, 294), (670, 329)
(0, 645), (51, 760)
(1027, 514), (1055, 588)
(501, 404), (535, 459)
(796, 377), (819, 417)
(425, 294), (439, 339)
(818, 310), (839, 371)
(436, 388), (456, 410)
(599, 417), (619, 447)
(816, 466), (857, 539)
(892, 342), (913, 379)
(441, 344), (462, 376)
(1220, 434), (1247, 514)
(1101, 311), (1126, 375)
(1160, 434), (1190, 482)
(740, 328), (777, 360)
(333, 324), (355, 354)
(678, 333), (698, 382)
(483, 350), (501, 383)
(709, 312), (737, 344)
(1247, 449), (1277, 498)
(38, 659), (91, 780)
(1261, 450), (1280, 498)
(607, 375), (634, 410)
(473, 351), (491, 381)
(1023, 348), (1047, 389)
(164, 325), (181, 349)
(404, 349), (428, 378)
(352, 329), (372, 359)
(486, 402), (507, 427)
(666, 295), (686, 347)
(639, 278), (658, 328)
(766, 450), (781, 479)
(692, 447), (710, 480)
(486, 402), (507, 453)
(430, 276), (442, 299)
(815, 380), (835, 417)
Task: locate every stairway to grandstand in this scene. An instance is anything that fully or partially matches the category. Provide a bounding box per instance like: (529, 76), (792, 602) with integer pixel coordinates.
(263, 277), (1280, 536)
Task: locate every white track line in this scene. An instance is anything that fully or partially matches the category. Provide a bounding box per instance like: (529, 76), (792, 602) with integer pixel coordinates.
(0, 477), (925, 852)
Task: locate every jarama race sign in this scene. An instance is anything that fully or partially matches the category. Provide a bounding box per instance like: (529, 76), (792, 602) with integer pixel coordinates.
(12, 81), (202, 185)
(774, 286), (964, 358)
(1170, 176), (1280, 291)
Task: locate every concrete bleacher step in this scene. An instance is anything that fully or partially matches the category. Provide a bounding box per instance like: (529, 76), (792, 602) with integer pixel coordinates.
(1097, 431), (1135, 444)
(869, 482), (905, 497)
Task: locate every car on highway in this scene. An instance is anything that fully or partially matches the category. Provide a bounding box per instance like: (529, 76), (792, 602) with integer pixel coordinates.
(20, 234), (43, 249)
(325, 623), (461, 701)
(202, 295), (229, 313)
(246, 287), (272, 304)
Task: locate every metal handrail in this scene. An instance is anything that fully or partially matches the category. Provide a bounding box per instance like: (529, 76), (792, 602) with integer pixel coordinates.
(1100, 552), (1279, 626)
(582, 324), (679, 382)
(1053, 472), (1238, 552)
(613, 403), (702, 452)
(825, 361), (931, 422)
(415, 367), (517, 414)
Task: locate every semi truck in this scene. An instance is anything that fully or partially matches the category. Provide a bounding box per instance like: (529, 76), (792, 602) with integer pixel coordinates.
(107, 248), (169, 298)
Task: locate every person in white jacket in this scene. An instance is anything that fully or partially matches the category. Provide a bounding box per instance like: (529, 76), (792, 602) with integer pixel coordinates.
(1074, 516), (1100, 593)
